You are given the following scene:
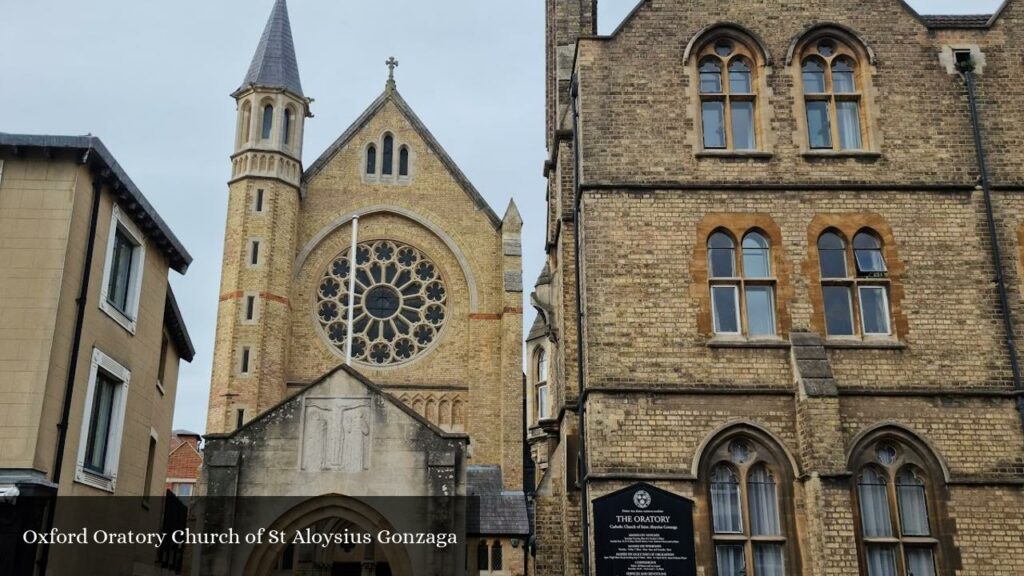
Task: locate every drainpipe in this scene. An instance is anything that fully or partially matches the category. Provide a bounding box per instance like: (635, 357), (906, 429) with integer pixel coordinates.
(570, 75), (593, 576)
(958, 56), (1024, 432)
(40, 158), (104, 575)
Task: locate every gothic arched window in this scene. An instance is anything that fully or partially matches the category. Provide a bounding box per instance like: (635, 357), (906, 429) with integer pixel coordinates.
(798, 33), (869, 151)
(535, 348), (549, 421)
(382, 134), (394, 175)
(694, 33), (762, 151)
(366, 144), (377, 175)
(240, 101), (252, 145)
(701, 429), (795, 576)
(261, 104), (274, 140)
(399, 146), (410, 176)
(851, 433), (947, 576)
(282, 107), (294, 145)
(708, 229), (777, 337)
(817, 228), (891, 337)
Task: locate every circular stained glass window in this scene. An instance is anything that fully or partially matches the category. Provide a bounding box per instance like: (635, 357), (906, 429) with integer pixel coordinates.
(316, 240), (447, 366)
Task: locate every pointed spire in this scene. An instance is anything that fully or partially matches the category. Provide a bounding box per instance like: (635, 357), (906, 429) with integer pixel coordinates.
(235, 0), (304, 98)
(502, 199), (523, 232)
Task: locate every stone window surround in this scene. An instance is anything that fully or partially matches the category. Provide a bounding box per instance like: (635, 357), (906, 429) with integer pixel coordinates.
(253, 187), (267, 214)
(695, 424), (801, 576)
(99, 204), (146, 335)
(804, 214), (905, 343)
(74, 348), (131, 493)
(848, 427), (952, 576)
(362, 131), (414, 185)
(241, 291), (260, 325)
(237, 344), (254, 377)
(533, 346), (551, 423)
(693, 214), (792, 343)
(247, 238), (263, 269)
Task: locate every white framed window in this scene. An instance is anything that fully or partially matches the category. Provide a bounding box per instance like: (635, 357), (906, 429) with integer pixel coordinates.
(75, 348), (131, 493)
(99, 205), (146, 333)
(241, 292), (259, 324)
(711, 285), (741, 335)
(859, 286), (891, 336)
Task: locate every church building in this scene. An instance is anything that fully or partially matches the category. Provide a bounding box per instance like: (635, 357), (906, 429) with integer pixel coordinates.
(199, 1), (528, 574)
(529, 0), (1024, 575)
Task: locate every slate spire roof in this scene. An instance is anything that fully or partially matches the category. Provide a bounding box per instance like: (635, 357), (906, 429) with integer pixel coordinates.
(235, 0), (304, 98)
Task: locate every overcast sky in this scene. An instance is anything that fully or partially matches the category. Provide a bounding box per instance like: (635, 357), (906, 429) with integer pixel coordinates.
(0, 0), (1003, 435)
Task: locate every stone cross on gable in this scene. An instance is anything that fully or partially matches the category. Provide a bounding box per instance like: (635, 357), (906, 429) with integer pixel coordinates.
(386, 57), (399, 90)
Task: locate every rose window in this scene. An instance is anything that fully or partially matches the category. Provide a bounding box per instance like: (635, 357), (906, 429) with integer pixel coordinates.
(316, 240), (447, 365)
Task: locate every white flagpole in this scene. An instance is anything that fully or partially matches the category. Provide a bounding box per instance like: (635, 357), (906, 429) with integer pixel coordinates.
(345, 215), (359, 365)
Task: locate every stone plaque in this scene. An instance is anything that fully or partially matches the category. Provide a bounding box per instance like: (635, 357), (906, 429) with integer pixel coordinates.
(301, 398), (371, 472)
(593, 483), (696, 576)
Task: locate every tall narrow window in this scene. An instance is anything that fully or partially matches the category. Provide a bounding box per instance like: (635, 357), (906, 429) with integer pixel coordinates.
(399, 146), (410, 176)
(236, 408), (245, 430)
(76, 349), (131, 492)
(254, 188), (265, 213)
(366, 144), (377, 175)
(382, 134), (394, 175)
(708, 229), (777, 338)
(817, 228), (892, 338)
(853, 439), (942, 576)
(249, 240), (260, 266)
(282, 108), (293, 145)
(84, 371), (118, 474)
(696, 36), (760, 151)
(477, 541), (489, 571)
(143, 436), (157, 503)
(536, 348), (549, 421)
(240, 347), (251, 374)
(261, 104), (274, 140)
(107, 228), (137, 316)
(240, 101), (252, 144)
(705, 434), (792, 576)
(490, 541), (503, 571)
(800, 36), (866, 151)
(244, 295), (256, 321)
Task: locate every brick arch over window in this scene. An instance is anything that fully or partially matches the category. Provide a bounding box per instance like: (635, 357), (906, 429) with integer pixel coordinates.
(847, 425), (955, 576)
(803, 214), (908, 339)
(694, 423), (802, 576)
(692, 214), (793, 338)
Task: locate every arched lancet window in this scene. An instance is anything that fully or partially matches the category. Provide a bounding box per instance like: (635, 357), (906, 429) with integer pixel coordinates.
(365, 144), (377, 175)
(476, 541), (489, 571)
(490, 540), (503, 571)
(535, 348), (549, 421)
(851, 434), (945, 576)
(800, 35), (866, 151)
(702, 430), (794, 576)
(708, 230), (776, 337)
(817, 228), (891, 337)
(696, 35), (760, 151)
(282, 108), (294, 145)
(240, 101), (252, 145)
(399, 146), (410, 176)
(261, 104), (274, 140)
(382, 134), (394, 175)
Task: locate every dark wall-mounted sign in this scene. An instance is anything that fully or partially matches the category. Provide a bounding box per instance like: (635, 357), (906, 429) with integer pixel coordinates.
(593, 483), (696, 576)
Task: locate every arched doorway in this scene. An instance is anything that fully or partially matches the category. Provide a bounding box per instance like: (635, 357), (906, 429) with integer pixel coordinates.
(244, 495), (413, 576)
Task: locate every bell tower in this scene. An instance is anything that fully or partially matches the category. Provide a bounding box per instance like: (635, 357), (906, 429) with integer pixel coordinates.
(208, 0), (311, 433)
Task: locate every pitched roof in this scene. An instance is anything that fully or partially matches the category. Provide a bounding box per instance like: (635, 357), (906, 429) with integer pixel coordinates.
(0, 133), (192, 274)
(466, 465), (530, 536)
(164, 288), (195, 362)
(234, 0), (304, 98)
(920, 14), (994, 28)
(303, 86), (502, 229)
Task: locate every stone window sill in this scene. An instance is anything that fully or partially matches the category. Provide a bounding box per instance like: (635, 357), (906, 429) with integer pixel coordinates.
(824, 338), (906, 350)
(802, 150), (882, 160)
(696, 150), (773, 160)
(708, 337), (791, 349)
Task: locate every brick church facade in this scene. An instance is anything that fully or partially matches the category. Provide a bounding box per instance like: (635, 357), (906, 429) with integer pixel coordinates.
(527, 1), (1024, 575)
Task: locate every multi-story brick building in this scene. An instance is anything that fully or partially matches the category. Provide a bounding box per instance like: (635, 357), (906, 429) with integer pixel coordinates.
(0, 134), (195, 575)
(166, 430), (202, 498)
(528, 1), (1024, 575)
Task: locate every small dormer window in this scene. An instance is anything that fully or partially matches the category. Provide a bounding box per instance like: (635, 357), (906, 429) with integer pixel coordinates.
(261, 105), (274, 140)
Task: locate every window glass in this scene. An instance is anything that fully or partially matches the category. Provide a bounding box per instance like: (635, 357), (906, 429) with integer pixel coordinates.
(728, 58), (752, 93)
(823, 286), (855, 336)
(699, 59), (723, 93)
(366, 145), (376, 174)
(859, 287), (890, 335)
(836, 101), (863, 150)
(399, 147), (410, 176)
(712, 286), (740, 334)
(745, 286), (776, 337)
(742, 232), (770, 277)
(537, 384), (549, 419)
(382, 135), (394, 175)
(806, 100), (833, 149)
(178, 483), (192, 497)
(708, 232), (736, 277)
(85, 372), (117, 473)
(802, 59), (827, 93)
(261, 105), (273, 139)
(854, 232), (887, 274)
(896, 468), (930, 536)
(753, 544), (785, 576)
(702, 101), (727, 148)
(818, 232), (848, 278)
(537, 349), (548, 381)
(866, 546), (898, 576)
(716, 545), (746, 576)
(107, 228), (135, 314)
(904, 549), (936, 576)
(748, 465), (781, 535)
(731, 101), (756, 150)
(832, 57), (857, 93)
(283, 109), (293, 145)
(477, 542), (488, 571)
(858, 467), (893, 537)
(710, 465), (743, 532)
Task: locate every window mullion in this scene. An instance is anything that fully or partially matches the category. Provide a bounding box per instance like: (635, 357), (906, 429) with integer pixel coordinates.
(738, 467), (754, 574)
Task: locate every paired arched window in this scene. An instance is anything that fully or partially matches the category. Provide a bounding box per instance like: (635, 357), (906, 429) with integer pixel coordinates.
(800, 36), (866, 151)
(817, 229), (890, 337)
(708, 230), (776, 337)
(399, 146), (410, 176)
(852, 435), (944, 576)
(282, 108), (294, 145)
(703, 431), (792, 576)
(365, 144), (377, 175)
(535, 348), (549, 421)
(697, 36), (759, 150)
(382, 134), (394, 175)
(261, 104), (274, 140)
(477, 540), (503, 573)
